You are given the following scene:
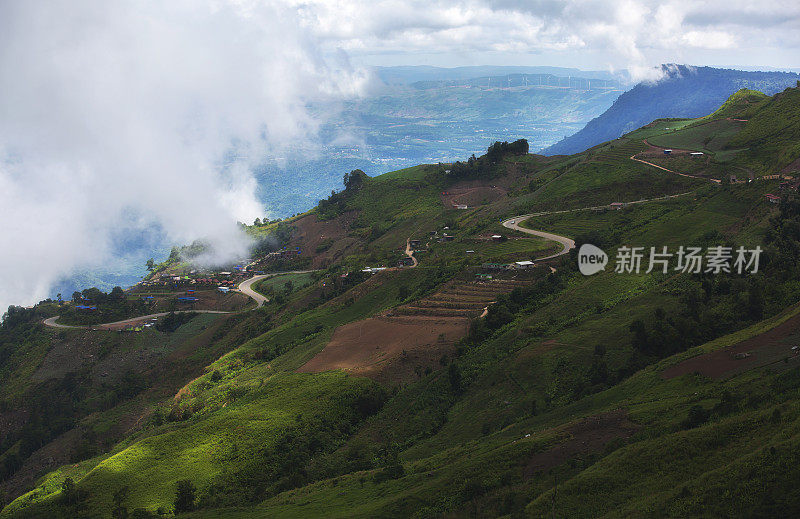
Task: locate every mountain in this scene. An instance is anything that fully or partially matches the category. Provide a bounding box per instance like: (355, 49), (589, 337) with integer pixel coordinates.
(543, 65), (800, 155)
(4, 86), (800, 517)
(373, 65), (625, 85)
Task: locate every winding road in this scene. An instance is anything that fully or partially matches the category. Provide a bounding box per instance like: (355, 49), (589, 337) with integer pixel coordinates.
(502, 192), (694, 260)
(46, 143), (699, 330)
(236, 270), (318, 307)
(43, 270), (319, 329)
(43, 310), (230, 330)
(502, 217), (576, 260)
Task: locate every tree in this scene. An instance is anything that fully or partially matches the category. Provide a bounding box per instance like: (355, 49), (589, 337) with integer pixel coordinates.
(61, 477), (78, 505)
(72, 291), (82, 302)
(112, 486), (130, 519)
(398, 284), (409, 300)
(173, 479), (196, 514)
(448, 363), (462, 393)
(145, 258), (155, 271)
(629, 319), (649, 352)
(343, 169), (367, 191)
(253, 217), (262, 226)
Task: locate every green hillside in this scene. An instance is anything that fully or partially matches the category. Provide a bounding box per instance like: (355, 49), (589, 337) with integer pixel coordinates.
(3, 86), (800, 518)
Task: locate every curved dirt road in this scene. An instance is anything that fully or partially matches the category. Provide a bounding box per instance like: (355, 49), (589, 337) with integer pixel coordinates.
(43, 310), (229, 330)
(43, 270), (319, 329)
(633, 141), (720, 184)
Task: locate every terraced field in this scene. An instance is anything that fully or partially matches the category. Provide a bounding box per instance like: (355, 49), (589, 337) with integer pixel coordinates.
(298, 277), (534, 383)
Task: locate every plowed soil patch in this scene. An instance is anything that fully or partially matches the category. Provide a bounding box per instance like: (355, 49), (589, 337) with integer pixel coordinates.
(441, 184), (507, 208)
(298, 316), (468, 384)
(524, 409), (638, 478)
(662, 311), (800, 380)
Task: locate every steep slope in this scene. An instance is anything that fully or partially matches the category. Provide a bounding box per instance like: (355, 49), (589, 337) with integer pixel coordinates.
(543, 65), (800, 155)
(4, 88), (800, 518)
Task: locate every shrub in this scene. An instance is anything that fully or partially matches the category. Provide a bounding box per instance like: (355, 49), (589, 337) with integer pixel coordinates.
(174, 479), (197, 514)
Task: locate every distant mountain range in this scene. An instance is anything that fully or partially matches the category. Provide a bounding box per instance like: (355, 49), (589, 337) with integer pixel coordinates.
(543, 65), (800, 155)
(409, 73), (621, 91)
(374, 65), (626, 85)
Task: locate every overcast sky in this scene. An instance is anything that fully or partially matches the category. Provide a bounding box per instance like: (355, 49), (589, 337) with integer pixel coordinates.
(298, 0), (800, 76)
(0, 0), (798, 311)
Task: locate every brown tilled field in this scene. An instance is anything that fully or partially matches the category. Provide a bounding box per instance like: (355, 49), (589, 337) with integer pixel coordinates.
(288, 211), (360, 268)
(298, 278), (531, 384)
(297, 316), (468, 384)
(662, 310), (800, 380)
(523, 409), (639, 478)
(440, 179), (509, 209)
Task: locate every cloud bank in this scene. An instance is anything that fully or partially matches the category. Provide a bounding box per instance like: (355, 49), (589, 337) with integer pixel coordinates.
(0, 0), (368, 311)
(297, 0), (800, 79)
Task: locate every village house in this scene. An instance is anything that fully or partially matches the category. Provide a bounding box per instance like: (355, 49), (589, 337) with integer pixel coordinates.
(766, 193), (781, 204)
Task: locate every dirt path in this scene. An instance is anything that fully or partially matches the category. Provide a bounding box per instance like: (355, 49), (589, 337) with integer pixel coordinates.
(634, 141), (720, 184)
(405, 238), (419, 267)
(43, 310), (230, 330)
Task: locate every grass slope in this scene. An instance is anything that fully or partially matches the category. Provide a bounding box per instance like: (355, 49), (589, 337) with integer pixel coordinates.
(4, 85), (800, 519)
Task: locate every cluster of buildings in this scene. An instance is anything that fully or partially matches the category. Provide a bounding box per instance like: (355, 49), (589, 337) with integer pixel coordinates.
(765, 178), (800, 204)
(140, 264), (256, 291)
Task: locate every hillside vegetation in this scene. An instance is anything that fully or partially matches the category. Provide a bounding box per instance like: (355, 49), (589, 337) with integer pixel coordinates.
(2, 86), (800, 518)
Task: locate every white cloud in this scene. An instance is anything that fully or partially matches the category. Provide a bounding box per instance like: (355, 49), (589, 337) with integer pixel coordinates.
(682, 31), (736, 49)
(297, 0), (799, 77)
(0, 0), (367, 311)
